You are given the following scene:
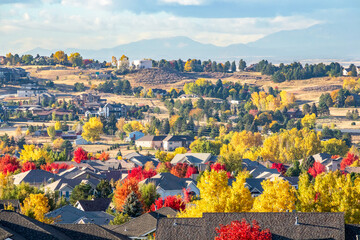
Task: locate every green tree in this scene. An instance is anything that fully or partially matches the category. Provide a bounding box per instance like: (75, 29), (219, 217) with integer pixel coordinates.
(122, 192), (143, 217)
(69, 184), (93, 205)
(139, 183), (159, 211)
(47, 126), (56, 140)
(109, 212), (130, 225)
(231, 61), (236, 72)
(238, 59), (246, 71)
(95, 180), (112, 198)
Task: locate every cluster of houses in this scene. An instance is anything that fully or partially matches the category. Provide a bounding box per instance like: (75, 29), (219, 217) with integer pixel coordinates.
(0, 67), (29, 83)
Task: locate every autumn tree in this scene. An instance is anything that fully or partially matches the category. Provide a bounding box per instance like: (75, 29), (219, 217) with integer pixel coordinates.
(73, 147), (88, 164)
(21, 162), (36, 172)
(127, 166), (157, 181)
(19, 145), (52, 165)
(252, 177), (296, 212)
(21, 193), (52, 223)
(321, 138), (348, 156)
(340, 152), (359, 170)
(113, 178), (141, 211)
(178, 170), (253, 218)
(308, 161), (326, 178)
(68, 52), (83, 67)
(82, 117), (103, 142)
(150, 195), (186, 212)
(0, 155), (20, 176)
(215, 219), (271, 240)
(54, 50), (66, 64)
(54, 121), (62, 131)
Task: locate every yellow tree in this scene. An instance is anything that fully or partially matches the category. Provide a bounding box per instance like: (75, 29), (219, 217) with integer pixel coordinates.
(19, 145), (52, 164)
(174, 147), (187, 155)
(116, 118), (126, 133)
(54, 121), (62, 131)
(178, 170), (253, 218)
(54, 50), (66, 64)
(21, 193), (52, 223)
(53, 138), (64, 150)
(297, 171), (360, 224)
(82, 117), (103, 142)
(321, 138), (349, 156)
(252, 177), (296, 212)
(301, 113), (316, 129)
(130, 121), (144, 132)
(15, 126), (22, 138)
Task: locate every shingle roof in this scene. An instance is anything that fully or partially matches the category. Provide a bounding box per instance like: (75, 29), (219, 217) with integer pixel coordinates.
(130, 156), (159, 167)
(163, 135), (193, 142)
(76, 198), (112, 212)
(106, 207), (177, 238)
(140, 173), (195, 191)
(136, 135), (167, 142)
(45, 205), (114, 225)
(0, 210), (72, 240)
(12, 170), (60, 186)
(171, 153), (212, 165)
(53, 224), (130, 240)
(0, 210), (130, 240)
(156, 212), (346, 240)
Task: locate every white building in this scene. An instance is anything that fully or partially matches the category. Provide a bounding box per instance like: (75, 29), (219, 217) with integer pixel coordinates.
(132, 60), (152, 69)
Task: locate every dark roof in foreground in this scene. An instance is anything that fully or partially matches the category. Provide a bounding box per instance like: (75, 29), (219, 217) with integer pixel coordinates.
(156, 212), (346, 240)
(105, 207), (177, 238)
(0, 210), (130, 240)
(76, 198), (112, 212)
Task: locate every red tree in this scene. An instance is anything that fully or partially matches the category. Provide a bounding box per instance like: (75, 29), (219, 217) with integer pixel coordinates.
(170, 163), (189, 178)
(40, 163), (72, 173)
(210, 163), (232, 178)
(98, 152), (110, 161)
(340, 153), (359, 170)
(271, 163), (286, 175)
(0, 155), (20, 175)
(215, 219), (272, 240)
(308, 161), (326, 178)
(73, 147), (88, 164)
(156, 162), (172, 173)
(185, 165), (198, 178)
(127, 166), (157, 181)
(21, 162), (36, 172)
(149, 195), (185, 212)
(113, 178), (142, 211)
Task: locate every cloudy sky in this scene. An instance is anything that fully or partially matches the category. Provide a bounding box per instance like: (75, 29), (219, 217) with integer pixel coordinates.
(0, 0), (358, 55)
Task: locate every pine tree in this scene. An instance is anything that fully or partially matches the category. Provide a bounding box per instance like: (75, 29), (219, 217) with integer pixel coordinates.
(311, 103), (318, 117)
(122, 191), (143, 217)
(231, 61), (236, 72)
(238, 59), (246, 71)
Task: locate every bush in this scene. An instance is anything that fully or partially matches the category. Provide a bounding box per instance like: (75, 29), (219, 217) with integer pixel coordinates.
(351, 122), (356, 125)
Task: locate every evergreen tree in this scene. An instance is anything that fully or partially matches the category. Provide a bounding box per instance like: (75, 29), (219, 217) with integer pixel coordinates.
(122, 192), (143, 217)
(301, 156), (315, 172)
(349, 64), (358, 77)
(238, 59), (246, 71)
(311, 103), (318, 117)
(162, 119), (170, 134)
(96, 180), (112, 198)
(231, 61), (236, 72)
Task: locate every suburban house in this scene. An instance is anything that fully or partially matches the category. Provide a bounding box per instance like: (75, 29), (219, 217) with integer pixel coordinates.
(127, 154), (160, 168)
(178, 94), (198, 99)
(242, 159), (280, 179)
(17, 84), (47, 97)
(228, 178), (265, 197)
(45, 205), (114, 225)
(125, 131), (145, 142)
(0, 67), (29, 82)
(12, 169), (60, 187)
(171, 153), (217, 171)
(85, 103), (127, 119)
(140, 173), (200, 198)
(299, 153), (342, 172)
(75, 198), (112, 212)
(132, 59), (152, 69)
(162, 135), (193, 151)
(135, 135), (194, 151)
(156, 212), (349, 240)
(135, 135), (167, 149)
(286, 108), (303, 119)
(106, 207), (177, 239)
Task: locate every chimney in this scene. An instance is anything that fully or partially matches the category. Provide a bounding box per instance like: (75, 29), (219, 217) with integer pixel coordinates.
(295, 216), (299, 225)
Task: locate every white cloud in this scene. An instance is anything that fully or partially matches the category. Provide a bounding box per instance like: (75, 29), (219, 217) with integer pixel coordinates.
(0, 3), (320, 54)
(159, 0), (206, 5)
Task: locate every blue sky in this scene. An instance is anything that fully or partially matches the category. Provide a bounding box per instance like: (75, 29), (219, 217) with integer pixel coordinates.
(0, 0), (358, 55)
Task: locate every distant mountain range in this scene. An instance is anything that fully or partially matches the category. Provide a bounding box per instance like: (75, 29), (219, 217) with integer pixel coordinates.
(24, 23), (360, 63)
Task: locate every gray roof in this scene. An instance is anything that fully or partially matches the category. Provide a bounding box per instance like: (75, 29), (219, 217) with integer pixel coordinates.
(45, 205), (114, 225)
(123, 152), (142, 160)
(0, 210), (129, 240)
(0, 200), (21, 212)
(171, 153), (213, 165)
(140, 173), (195, 191)
(228, 178), (265, 193)
(52, 224), (130, 240)
(12, 170), (60, 186)
(129, 156), (159, 167)
(156, 212), (346, 240)
(105, 207), (177, 238)
(76, 198), (112, 212)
